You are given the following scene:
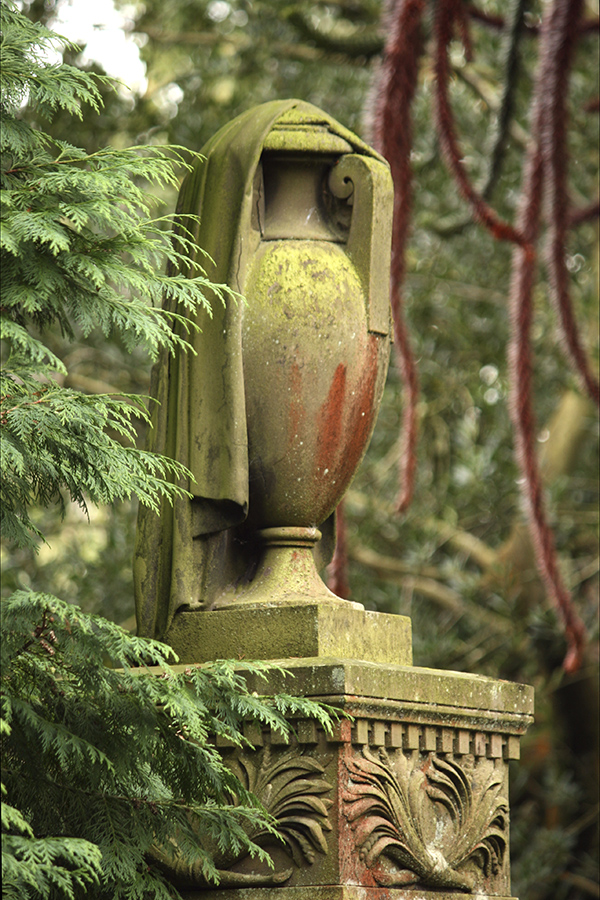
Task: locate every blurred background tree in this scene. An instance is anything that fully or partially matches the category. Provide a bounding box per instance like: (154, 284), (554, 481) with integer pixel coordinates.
(3, 1), (598, 897)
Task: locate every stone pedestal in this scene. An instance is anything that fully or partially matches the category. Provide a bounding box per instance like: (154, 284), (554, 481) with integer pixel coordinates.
(187, 893), (520, 900)
(135, 101), (533, 899)
(185, 891), (521, 900)
(166, 606), (533, 899)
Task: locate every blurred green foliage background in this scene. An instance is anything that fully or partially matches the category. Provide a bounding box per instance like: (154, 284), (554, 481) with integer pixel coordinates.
(3, 1), (598, 896)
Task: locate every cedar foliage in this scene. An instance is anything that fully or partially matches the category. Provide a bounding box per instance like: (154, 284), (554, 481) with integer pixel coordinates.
(0, 0), (237, 551)
(1, 592), (335, 899)
(0, 4), (337, 896)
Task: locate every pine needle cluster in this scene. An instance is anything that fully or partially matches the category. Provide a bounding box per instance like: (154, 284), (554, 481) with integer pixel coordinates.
(0, 0), (237, 549)
(1, 592), (336, 899)
(0, 4), (338, 897)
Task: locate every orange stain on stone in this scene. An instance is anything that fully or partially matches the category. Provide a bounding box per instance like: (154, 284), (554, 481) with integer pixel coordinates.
(316, 363), (347, 471)
(315, 337), (380, 494)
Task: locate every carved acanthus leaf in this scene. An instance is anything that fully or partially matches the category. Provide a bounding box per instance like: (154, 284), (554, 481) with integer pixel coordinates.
(237, 746), (333, 867)
(150, 746), (332, 889)
(342, 747), (508, 891)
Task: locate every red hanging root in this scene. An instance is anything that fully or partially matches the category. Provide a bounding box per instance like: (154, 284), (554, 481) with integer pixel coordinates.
(540, 0), (599, 406)
(467, 6), (598, 35)
(467, 7), (509, 33)
(508, 0), (588, 673)
(431, 0), (591, 670)
(433, 0), (525, 245)
(330, 0), (424, 591)
(333, 0), (596, 672)
(370, 0), (425, 513)
(569, 199), (600, 227)
(508, 240), (587, 674)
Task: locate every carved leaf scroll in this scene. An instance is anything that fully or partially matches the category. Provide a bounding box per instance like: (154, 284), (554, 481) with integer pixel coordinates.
(237, 745), (333, 867)
(342, 747), (508, 891)
(151, 745), (333, 889)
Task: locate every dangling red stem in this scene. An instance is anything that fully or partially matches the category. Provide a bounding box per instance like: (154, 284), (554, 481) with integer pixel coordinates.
(327, 498), (351, 599)
(433, 0), (525, 245)
(370, 0), (425, 512)
(540, 0), (599, 406)
(508, 0), (587, 673)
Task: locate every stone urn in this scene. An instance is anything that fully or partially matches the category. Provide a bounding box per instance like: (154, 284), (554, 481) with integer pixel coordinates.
(213, 109), (393, 608)
(134, 102), (394, 644)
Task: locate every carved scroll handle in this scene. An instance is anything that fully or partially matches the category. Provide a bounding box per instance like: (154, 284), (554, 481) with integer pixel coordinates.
(328, 154), (393, 336)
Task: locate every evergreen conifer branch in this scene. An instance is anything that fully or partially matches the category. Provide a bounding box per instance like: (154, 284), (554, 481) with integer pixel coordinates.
(1, 593), (339, 897)
(0, 0), (239, 548)
(1, 7), (339, 895)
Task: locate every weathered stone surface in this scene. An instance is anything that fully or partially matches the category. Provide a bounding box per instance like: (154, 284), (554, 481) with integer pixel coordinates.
(235, 659), (534, 728)
(183, 889), (520, 899)
(134, 101), (393, 640)
(166, 606), (412, 666)
(152, 660), (533, 897)
(132, 101), (534, 899)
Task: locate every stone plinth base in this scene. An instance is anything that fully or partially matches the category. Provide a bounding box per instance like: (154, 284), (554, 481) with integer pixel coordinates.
(184, 889), (519, 899)
(159, 657), (533, 899)
(166, 604), (412, 666)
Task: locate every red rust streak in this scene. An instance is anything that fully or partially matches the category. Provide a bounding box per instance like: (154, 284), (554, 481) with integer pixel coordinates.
(316, 363), (347, 471)
(338, 741), (381, 888)
(343, 335), (380, 480)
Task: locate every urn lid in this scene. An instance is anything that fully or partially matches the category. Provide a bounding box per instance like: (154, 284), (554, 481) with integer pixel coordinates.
(263, 106), (355, 155)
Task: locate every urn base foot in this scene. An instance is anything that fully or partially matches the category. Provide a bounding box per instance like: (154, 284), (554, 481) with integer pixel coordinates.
(212, 526), (359, 611)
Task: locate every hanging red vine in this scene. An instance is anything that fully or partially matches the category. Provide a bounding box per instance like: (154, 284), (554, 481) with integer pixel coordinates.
(539, 0), (600, 406)
(367, 0), (598, 671)
(327, 498), (351, 598)
(433, 0), (525, 244)
(368, 0), (426, 513)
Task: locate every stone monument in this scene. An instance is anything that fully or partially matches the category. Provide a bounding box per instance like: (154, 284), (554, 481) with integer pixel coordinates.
(134, 100), (533, 899)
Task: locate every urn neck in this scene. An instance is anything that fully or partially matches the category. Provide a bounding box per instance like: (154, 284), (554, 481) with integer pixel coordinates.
(261, 156), (349, 242)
